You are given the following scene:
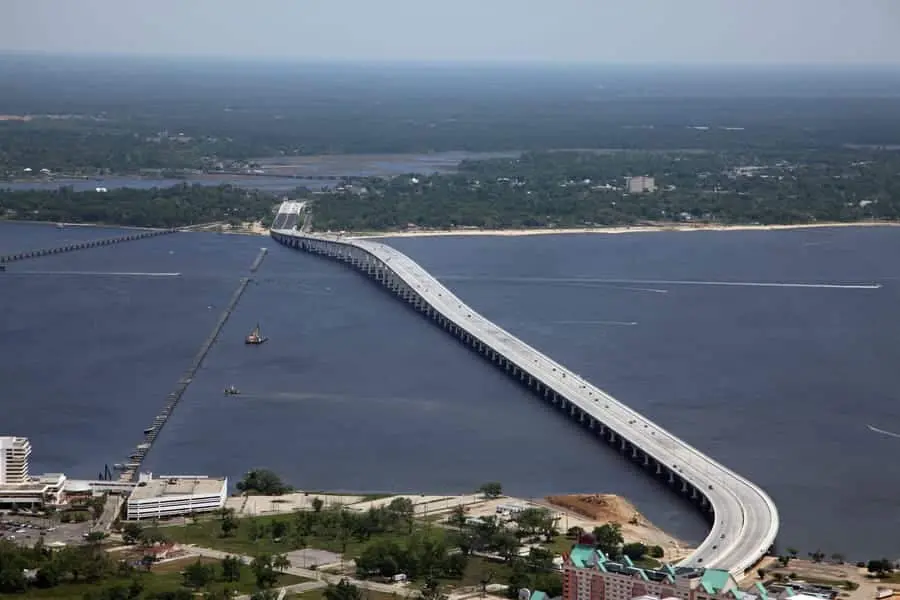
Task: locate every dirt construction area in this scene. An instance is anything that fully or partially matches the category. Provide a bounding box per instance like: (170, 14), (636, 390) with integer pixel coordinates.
(543, 494), (693, 561)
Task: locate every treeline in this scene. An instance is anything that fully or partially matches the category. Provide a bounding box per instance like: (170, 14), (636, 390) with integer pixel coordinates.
(310, 149), (900, 231)
(0, 184), (276, 228)
(0, 123), (215, 175)
(0, 536), (144, 598)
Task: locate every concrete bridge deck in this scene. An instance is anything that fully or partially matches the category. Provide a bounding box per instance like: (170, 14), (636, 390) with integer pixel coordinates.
(269, 205), (778, 578)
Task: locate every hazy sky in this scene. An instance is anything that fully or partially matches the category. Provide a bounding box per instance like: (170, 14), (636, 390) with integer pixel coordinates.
(4, 0), (900, 64)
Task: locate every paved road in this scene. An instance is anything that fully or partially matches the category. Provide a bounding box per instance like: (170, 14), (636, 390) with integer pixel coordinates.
(270, 206), (778, 578)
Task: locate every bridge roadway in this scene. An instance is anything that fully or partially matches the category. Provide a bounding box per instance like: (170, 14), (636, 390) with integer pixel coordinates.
(270, 225), (778, 578)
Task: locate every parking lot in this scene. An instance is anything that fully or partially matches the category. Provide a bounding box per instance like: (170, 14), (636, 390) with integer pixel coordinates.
(0, 514), (94, 547)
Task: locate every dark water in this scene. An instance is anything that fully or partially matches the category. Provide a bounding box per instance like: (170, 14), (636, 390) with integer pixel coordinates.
(0, 177), (327, 193)
(1, 223), (899, 561)
(0, 221), (139, 255)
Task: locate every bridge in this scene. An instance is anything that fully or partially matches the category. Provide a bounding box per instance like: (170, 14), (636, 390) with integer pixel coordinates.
(0, 228), (176, 266)
(269, 202), (778, 578)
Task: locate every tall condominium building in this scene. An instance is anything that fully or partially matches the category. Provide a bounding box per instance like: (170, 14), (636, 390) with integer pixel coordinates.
(0, 437), (31, 484)
(562, 544), (833, 600)
(562, 544), (770, 600)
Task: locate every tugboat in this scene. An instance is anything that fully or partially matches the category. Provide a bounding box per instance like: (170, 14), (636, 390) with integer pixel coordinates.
(224, 385), (240, 396)
(245, 323), (268, 345)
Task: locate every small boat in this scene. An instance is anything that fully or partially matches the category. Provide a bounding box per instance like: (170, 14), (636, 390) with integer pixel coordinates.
(224, 385), (240, 396)
(144, 427), (155, 435)
(56, 223), (65, 230)
(245, 323), (268, 345)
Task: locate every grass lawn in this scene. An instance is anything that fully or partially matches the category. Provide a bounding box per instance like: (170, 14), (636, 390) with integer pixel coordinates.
(6, 556), (308, 599)
(291, 589), (399, 600)
(543, 536), (576, 555)
(454, 556), (513, 588)
(165, 514), (438, 559)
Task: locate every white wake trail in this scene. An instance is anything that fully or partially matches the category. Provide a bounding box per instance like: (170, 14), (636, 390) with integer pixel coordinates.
(447, 275), (881, 290)
(867, 425), (900, 439)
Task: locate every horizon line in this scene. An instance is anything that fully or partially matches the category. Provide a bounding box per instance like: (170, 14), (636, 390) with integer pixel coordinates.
(1, 50), (899, 69)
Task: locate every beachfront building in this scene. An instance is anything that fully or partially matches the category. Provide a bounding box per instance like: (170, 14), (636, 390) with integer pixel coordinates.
(562, 544), (770, 600)
(0, 437), (31, 484)
(125, 473), (228, 520)
(0, 437), (66, 507)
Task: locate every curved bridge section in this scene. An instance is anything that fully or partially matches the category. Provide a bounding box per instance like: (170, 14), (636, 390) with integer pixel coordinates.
(271, 220), (778, 578)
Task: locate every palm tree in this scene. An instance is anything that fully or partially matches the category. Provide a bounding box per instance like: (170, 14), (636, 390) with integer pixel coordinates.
(273, 553), (291, 572)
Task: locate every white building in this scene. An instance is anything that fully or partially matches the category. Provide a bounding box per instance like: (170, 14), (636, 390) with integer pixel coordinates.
(125, 473), (228, 521)
(0, 438), (68, 507)
(0, 437), (31, 484)
(627, 176), (657, 194)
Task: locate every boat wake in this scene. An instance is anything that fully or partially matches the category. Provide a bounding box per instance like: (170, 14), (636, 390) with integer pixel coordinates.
(443, 275), (881, 290)
(867, 424), (900, 439)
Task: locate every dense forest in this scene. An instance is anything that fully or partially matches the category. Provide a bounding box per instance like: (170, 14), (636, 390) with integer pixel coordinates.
(3, 58), (900, 176)
(310, 150), (900, 231)
(0, 185), (276, 228)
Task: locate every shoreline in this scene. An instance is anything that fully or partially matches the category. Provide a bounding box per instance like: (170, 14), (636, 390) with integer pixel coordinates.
(351, 220), (900, 239)
(227, 490), (693, 562)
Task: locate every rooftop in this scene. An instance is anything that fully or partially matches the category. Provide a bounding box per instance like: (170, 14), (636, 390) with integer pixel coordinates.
(565, 544), (732, 592)
(129, 476), (226, 502)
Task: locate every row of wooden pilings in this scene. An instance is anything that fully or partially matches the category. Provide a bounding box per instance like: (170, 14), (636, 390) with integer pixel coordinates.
(118, 247), (268, 482)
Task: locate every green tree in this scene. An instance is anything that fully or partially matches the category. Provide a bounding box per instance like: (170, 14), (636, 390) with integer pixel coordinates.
(592, 524), (624, 558)
(622, 542), (648, 561)
(182, 559), (215, 589)
(147, 590), (194, 600)
(273, 553), (291, 571)
(251, 554), (279, 589)
(86, 531), (107, 544)
(492, 532), (520, 561)
(448, 505), (467, 528)
(478, 482), (503, 499)
(325, 578), (364, 600)
(127, 577), (144, 599)
(867, 559), (894, 577)
(122, 523), (143, 545)
(422, 577), (448, 600)
(311, 497), (325, 513)
(221, 555), (242, 582)
(237, 469), (291, 495)
(220, 508), (238, 538)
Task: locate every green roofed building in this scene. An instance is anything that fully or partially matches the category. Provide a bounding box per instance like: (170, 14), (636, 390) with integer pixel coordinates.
(562, 545), (743, 600)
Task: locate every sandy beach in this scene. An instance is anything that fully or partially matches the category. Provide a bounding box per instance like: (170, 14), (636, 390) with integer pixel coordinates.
(352, 220), (899, 240)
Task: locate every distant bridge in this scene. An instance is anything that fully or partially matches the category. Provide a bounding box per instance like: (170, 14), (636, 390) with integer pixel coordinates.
(213, 170), (369, 183)
(0, 228), (176, 266)
(269, 201), (778, 578)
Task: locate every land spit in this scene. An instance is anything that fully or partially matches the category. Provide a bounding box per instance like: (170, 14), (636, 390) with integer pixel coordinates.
(226, 491), (692, 562)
